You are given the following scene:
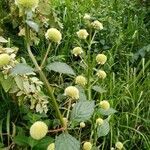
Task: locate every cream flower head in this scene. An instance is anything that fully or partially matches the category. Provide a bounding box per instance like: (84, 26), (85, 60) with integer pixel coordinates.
(72, 47), (83, 56)
(30, 121), (48, 140)
(99, 100), (110, 110)
(75, 75), (87, 86)
(47, 143), (55, 150)
(96, 118), (104, 126)
(45, 28), (62, 43)
(115, 142), (123, 150)
(91, 20), (103, 30)
(0, 54), (11, 67)
(83, 13), (91, 20)
(96, 54), (107, 65)
(83, 142), (92, 150)
(96, 70), (107, 79)
(15, 0), (39, 11)
(80, 122), (86, 128)
(77, 29), (89, 39)
(64, 86), (79, 99)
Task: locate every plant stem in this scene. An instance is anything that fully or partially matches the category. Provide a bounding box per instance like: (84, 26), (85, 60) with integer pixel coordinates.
(24, 22), (65, 128)
(40, 43), (51, 68)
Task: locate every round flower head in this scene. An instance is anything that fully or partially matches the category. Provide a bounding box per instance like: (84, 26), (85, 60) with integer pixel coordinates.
(72, 47), (83, 56)
(83, 13), (91, 20)
(45, 28), (62, 43)
(15, 0), (39, 11)
(30, 121), (48, 140)
(75, 75), (87, 86)
(96, 70), (106, 79)
(83, 142), (92, 150)
(47, 143), (55, 150)
(99, 100), (110, 110)
(0, 54), (11, 67)
(77, 29), (89, 39)
(96, 118), (104, 126)
(64, 86), (79, 99)
(80, 122), (85, 128)
(115, 142), (123, 150)
(91, 20), (103, 30)
(96, 54), (107, 65)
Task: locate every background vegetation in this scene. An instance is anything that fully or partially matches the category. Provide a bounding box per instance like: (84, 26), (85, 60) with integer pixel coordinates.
(0, 0), (150, 149)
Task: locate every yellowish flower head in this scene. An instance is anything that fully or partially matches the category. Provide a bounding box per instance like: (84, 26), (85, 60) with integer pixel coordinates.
(0, 54), (11, 67)
(80, 122), (86, 128)
(99, 100), (110, 110)
(83, 13), (91, 20)
(83, 142), (92, 150)
(96, 54), (107, 65)
(15, 0), (39, 11)
(64, 86), (79, 99)
(30, 121), (48, 140)
(115, 142), (123, 150)
(75, 75), (87, 86)
(96, 70), (106, 79)
(91, 20), (103, 30)
(96, 118), (104, 126)
(45, 28), (62, 43)
(72, 47), (83, 56)
(77, 29), (89, 39)
(47, 143), (55, 150)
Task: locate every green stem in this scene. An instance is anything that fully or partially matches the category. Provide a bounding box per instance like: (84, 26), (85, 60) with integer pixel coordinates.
(40, 43), (51, 68)
(24, 21), (65, 128)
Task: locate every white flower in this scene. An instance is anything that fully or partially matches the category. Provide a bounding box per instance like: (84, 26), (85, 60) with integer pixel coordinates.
(75, 75), (87, 86)
(91, 20), (103, 30)
(83, 13), (91, 20)
(64, 86), (79, 99)
(96, 70), (107, 79)
(96, 118), (104, 126)
(77, 29), (89, 39)
(99, 100), (110, 110)
(96, 54), (107, 65)
(45, 28), (62, 43)
(72, 47), (83, 56)
(30, 121), (48, 140)
(80, 122), (86, 128)
(0, 54), (11, 67)
(115, 142), (123, 150)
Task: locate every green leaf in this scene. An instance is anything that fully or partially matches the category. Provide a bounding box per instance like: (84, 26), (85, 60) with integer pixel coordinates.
(55, 133), (80, 150)
(97, 120), (110, 138)
(33, 137), (54, 150)
(14, 76), (24, 90)
(76, 85), (87, 101)
(98, 108), (117, 116)
(47, 62), (75, 75)
(0, 36), (8, 43)
(13, 135), (29, 146)
(11, 63), (34, 75)
(0, 73), (14, 92)
(28, 137), (38, 148)
(92, 85), (106, 93)
(71, 101), (95, 122)
(26, 20), (39, 32)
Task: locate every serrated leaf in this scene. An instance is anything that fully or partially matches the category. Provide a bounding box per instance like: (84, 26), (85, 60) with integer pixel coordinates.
(55, 133), (80, 150)
(26, 20), (39, 32)
(76, 85), (87, 101)
(47, 62), (75, 75)
(13, 135), (29, 146)
(98, 108), (117, 116)
(0, 36), (8, 43)
(71, 101), (95, 122)
(97, 120), (110, 138)
(11, 63), (34, 75)
(92, 85), (106, 93)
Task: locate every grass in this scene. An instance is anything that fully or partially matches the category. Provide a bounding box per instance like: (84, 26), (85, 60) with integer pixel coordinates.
(0, 0), (150, 149)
